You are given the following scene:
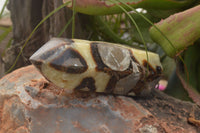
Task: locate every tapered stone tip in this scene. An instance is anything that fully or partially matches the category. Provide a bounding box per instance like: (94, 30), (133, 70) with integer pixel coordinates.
(30, 38), (75, 70)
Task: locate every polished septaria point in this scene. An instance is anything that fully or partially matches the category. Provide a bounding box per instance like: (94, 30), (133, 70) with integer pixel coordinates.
(30, 38), (162, 95)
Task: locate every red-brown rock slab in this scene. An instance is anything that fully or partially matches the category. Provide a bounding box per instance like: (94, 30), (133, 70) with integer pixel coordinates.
(0, 65), (199, 133)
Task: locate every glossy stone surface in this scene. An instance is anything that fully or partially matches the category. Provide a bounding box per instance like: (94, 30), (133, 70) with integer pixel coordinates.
(30, 38), (162, 95)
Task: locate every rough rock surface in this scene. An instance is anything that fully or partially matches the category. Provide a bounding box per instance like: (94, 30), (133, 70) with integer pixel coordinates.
(0, 65), (199, 133)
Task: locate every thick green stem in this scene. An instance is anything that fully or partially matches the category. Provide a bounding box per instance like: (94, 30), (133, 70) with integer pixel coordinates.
(149, 5), (200, 57)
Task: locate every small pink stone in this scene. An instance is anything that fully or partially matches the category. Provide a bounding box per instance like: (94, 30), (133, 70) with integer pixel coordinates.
(156, 80), (168, 91)
(158, 85), (166, 91)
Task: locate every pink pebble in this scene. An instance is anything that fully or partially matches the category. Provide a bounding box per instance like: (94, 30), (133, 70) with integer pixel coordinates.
(158, 84), (166, 91)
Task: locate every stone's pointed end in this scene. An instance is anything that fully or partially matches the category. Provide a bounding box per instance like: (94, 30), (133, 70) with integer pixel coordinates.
(29, 48), (44, 71)
(29, 38), (62, 70)
(29, 54), (42, 72)
(29, 57), (43, 71)
(29, 37), (74, 71)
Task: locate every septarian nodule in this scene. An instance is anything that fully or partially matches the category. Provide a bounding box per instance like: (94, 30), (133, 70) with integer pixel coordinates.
(30, 38), (162, 95)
